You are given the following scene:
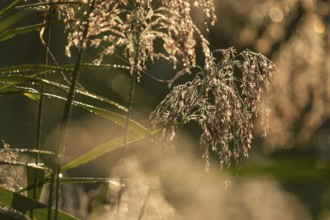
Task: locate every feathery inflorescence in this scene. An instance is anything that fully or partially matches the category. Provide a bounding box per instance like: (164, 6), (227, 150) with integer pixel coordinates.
(37, 1), (274, 169)
(150, 48), (275, 169)
(39, 0), (216, 76)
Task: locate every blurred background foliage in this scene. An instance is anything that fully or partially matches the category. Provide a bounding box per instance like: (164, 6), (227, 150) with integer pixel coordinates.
(1, 0), (330, 219)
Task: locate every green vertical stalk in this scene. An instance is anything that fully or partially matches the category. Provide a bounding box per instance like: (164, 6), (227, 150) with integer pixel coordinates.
(116, 52), (138, 212)
(47, 173), (55, 220)
(33, 2), (53, 220)
(123, 66), (138, 157)
(50, 1), (97, 219)
(117, 1), (141, 212)
(123, 1), (141, 164)
(40, 5), (54, 220)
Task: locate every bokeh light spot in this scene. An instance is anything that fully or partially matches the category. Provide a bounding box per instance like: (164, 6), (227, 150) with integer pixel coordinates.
(313, 19), (325, 34)
(269, 7), (284, 23)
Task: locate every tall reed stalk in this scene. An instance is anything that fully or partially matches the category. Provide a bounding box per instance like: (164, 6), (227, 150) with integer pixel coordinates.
(34, 2), (52, 218)
(51, 1), (96, 219)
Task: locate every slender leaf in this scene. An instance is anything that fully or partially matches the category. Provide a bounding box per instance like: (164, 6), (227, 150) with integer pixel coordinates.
(0, 87), (146, 134)
(0, 75), (127, 111)
(0, 0), (24, 17)
(40, 92), (148, 134)
(0, 64), (69, 74)
(57, 177), (120, 184)
(75, 102), (147, 134)
(23, 92), (40, 101)
(61, 127), (162, 172)
(0, 23), (44, 43)
(0, 160), (51, 172)
(0, 72), (44, 91)
(0, 63), (129, 74)
(0, 148), (54, 155)
(0, 86), (37, 95)
(0, 186), (78, 220)
(0, 8), (27, 34)
(0, 64), (129, 111)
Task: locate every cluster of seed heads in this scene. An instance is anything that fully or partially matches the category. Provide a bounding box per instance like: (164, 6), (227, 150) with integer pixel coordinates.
(37, 1), (275, 169)
(40, 0), (215, 76)
(150, 48), (275, 169)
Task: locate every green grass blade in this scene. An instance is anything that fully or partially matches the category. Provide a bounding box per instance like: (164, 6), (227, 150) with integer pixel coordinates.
(0, 86), (144, 133)
(0, 87), (41, 101)
(38, 92), (147, 134)
(0, 148), (54, 155)
(39, 78), (128, 112)
(0, 64), (129, 111)
(61, 127), (162, 172)
(0, 63), (129, 74)
(0, 161), (51, 172)
(0, 86), (34, 95)
(75, 102), (147, 134)
(0, 72), (45, 91)
(0, 186), (78, 220)
(0, 23), (44, 43)
(57, 177), (118, 184)
(23, 92), (40, 101)
(0, 74), (127, 111)
(0, 0), (24, 17)
(0, 64), (69, 73)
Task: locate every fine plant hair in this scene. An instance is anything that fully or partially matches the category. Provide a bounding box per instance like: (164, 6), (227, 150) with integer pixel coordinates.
(0, 0), (275, 219)
(150, 48), (275, 169)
